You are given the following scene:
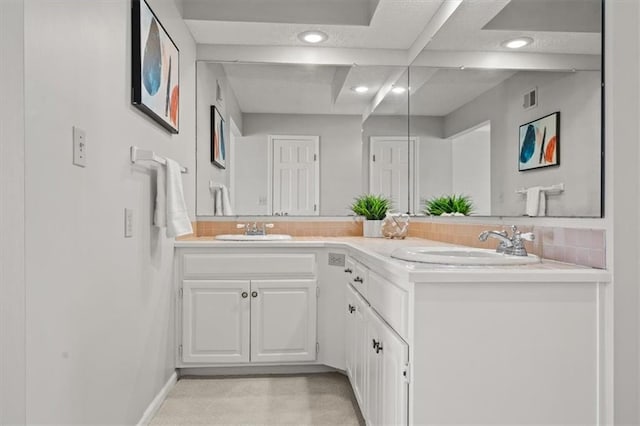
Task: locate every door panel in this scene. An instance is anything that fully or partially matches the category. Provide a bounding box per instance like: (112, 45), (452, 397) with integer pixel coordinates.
(271, 136), (319, 215)
(250, 279), (317, 362)
(182, 280), (250, 363)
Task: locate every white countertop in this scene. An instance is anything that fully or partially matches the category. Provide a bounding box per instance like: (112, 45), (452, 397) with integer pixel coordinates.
(175, 236), (611, 283)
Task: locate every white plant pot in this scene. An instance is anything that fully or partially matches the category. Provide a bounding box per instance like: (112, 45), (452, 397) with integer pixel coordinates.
(363, 220), (383, 238)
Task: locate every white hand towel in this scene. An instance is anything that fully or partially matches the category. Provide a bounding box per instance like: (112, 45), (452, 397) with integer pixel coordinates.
(526, 186), (547, 216)
(165, 159), (193, 237)
(154, 165), (167, 228)
(526, 187), (541, 216)
(221, 185), (234, 216)
(214, 188), (223, 216)
(537, 190), (547, 217)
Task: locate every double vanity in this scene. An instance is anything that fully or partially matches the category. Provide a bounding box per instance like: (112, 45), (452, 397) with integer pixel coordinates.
(173, 235), (610, 425)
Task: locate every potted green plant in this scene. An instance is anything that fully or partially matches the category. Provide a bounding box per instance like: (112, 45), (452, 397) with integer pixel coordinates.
(350, 194), (391, 237)
(424, 194), (474, 216)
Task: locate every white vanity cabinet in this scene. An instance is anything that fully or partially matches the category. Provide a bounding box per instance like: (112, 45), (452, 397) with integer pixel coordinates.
(176, 249), (318, 366)
(344, 257), (410, 426)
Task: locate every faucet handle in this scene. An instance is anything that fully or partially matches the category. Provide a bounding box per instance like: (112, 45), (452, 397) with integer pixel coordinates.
(236, 224), (246, 229)
(519, 232), (535, 242)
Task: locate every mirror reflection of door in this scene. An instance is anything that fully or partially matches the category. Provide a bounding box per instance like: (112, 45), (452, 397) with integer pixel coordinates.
(449, 123), (491, 216)
(269, 135), (320, 216)
(369, 137), (417, 214)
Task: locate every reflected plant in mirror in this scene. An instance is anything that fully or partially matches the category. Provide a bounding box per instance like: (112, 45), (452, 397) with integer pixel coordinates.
(425, 194), (474, 217)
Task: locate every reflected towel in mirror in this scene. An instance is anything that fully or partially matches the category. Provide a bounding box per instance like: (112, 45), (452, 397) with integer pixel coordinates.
(526, 186), (546, 217)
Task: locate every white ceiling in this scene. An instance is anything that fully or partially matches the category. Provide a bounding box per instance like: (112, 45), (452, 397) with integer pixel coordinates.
(186, 0), (601, 117)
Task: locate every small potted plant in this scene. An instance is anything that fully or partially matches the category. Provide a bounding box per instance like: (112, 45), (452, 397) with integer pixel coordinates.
(424, 194), (474, 216)
(350, 194), (391, 237)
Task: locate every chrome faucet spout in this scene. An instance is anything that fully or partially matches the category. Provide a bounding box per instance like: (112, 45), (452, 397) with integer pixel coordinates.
(478, 230), (513, 247)
(478, 226), (534, 256)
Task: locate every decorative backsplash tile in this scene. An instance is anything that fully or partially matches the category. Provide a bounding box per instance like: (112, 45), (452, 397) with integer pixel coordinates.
(408, 222), (606, 269)
(188, 220), (605, 269)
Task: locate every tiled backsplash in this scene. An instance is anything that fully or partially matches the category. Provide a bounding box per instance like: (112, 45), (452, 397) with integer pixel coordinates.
(408, 222), (606, 269)
(196, 220), (363, 237)
(191, 220), (606, 269)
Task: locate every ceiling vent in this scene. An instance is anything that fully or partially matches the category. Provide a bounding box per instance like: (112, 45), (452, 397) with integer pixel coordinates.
(523, 87), (538, 110)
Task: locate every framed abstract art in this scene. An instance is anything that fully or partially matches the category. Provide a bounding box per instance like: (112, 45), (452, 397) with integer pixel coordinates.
(211, 106), (226, 168)
(132, 0), (180, 133)
(518, 111), (560, 171)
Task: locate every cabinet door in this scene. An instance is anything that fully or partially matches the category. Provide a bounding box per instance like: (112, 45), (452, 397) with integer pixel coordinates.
(367, 307), (409, 426)
(182, 280), (250, 363)
(345, 285), (357, 379)
(346, 284), (368, 413)
(250, 279), (317, 363)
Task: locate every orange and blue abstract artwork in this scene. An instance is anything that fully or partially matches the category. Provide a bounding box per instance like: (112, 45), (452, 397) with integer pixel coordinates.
(518, 112), (559, 171)
(132, 0), (179, 133)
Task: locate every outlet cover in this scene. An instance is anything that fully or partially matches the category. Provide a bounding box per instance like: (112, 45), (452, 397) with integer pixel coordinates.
(328, 252), (345, 267)
(72, 126), (87, 167)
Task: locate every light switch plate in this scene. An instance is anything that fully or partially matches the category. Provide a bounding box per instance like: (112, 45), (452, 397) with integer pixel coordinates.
(124, 208), (134, 238)
(72, 126), (87, 167)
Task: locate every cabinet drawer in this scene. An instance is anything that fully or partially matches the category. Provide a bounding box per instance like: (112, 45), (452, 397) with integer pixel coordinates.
(367, 270), (408, 339)
(182, 253), (316, 279)
(345, 258), (368, 299)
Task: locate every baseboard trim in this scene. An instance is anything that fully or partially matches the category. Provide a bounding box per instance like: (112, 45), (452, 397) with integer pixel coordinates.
(178, 364), (341, 377)
(137, 371), (177, 426)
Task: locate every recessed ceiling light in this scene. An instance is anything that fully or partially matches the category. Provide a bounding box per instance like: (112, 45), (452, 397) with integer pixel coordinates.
(352, 86), (369, 93)
(391, 86), (406, 94)
(502, 37), (533, 49)
(298, 31), (328, 44)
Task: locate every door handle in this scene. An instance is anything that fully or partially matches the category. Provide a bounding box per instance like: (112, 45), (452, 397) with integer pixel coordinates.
(251, 291), (258, 298)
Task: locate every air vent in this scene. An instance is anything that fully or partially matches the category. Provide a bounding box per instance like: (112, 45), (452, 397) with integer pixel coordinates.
(523, 87), (538, 110)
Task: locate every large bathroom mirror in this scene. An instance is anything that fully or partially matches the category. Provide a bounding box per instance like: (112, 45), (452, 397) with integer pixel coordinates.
(407, 0), (602, 217)
(195, 0), (602, 218)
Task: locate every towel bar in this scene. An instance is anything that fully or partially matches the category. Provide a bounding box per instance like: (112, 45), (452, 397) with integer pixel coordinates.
(130, 146), (188, 173)
(515, 183), (564, 195)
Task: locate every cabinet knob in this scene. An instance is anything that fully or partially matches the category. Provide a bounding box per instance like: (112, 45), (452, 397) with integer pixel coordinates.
(241, 292), (248, 299)
(354, 277), (363, 283)
(376, 343), (383, 354)
(372, 339), (379, 349)
(348, 304), (355, 314)
(344, 268), (353, 274)
(251, 291), (258, 298)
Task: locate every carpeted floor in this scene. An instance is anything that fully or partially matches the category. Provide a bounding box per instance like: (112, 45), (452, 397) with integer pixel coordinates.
(150, 372), (365, 425)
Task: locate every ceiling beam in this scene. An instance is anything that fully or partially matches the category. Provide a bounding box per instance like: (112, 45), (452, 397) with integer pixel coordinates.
(197, 44), (408, 67)
(362, 68), (407, 122)
(406, 0), (463, 64)
(411, 50), (601, 71)
(331, 66), (352, 104)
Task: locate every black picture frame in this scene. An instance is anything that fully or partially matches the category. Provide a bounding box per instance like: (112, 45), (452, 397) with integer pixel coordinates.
(518, 111), (560, 171)
(211, 106), (226, 169)
(132, 0), (180, 134)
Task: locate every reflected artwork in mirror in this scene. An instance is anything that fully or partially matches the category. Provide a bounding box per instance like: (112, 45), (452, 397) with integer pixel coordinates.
(194, 0), (602, 218)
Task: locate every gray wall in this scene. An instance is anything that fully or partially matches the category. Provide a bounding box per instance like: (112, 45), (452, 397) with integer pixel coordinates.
(0, 0), (26, 423)
(196, 62), (243, 215)
(236, 113), (363, 216)
(20, 0), (196, 423)
(444, 70), (601, 217)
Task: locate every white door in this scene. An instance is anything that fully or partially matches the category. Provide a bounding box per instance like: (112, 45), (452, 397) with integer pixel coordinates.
(366, 306), (409, 426)
(250, 279), (317, 362)
(270, 135), (319, 216)
(351, 285), (369, 415)
(182, 280), (250, 364)
(369, 137), (416, 213)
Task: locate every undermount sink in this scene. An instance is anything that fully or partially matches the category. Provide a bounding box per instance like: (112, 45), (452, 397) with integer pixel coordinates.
(215, 234), (293, 241)
(391, 246), (540, 266)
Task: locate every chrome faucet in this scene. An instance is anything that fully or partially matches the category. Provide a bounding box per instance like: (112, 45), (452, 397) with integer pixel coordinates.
(479, 225), (534, 256)
(236, 222), (275, 236)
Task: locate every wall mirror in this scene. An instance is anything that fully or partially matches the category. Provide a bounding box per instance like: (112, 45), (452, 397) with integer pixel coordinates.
(195, 0), (602, 218)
